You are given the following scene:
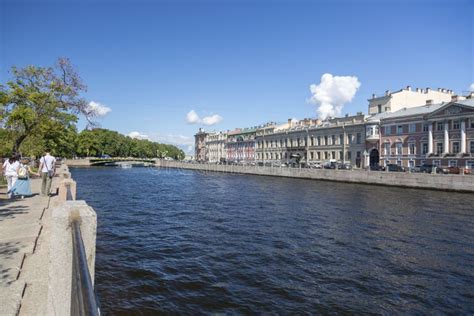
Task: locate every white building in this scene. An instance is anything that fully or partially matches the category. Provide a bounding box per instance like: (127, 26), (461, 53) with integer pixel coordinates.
(368, 86), (453, 115)
(206, 131), (227, 163)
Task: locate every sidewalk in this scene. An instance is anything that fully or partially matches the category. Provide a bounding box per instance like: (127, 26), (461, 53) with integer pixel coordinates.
(0, 176), (60, 315)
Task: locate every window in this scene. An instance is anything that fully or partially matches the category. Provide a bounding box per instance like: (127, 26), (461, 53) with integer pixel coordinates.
(356, 133), (361, 144)
(437, 122), (443, 131)
(317, 152), (321, 160)
(467, 160), (474, 169)
(385, 126), (392, 135)
(397, 125), (403, 135)
(409, 124), (416, 133)
(332, 151), (336, 159)
(347, 151), (352, 160)
(378, 104), (382, 113)
(449, 160), (457, 167)
(409, 143), (416, 155)
(436, 143), (443, 154)
(471, 119), (474, 129)
(285, 152), (288, 159)
(339, 134), (344, 145)
(348, 134), (353, 144)
(310, 152), (314, 160)
(423, 124), (429, 132)
(384, 143), (390, 155)
(324, 152), (328, 159)
(453, 120), (460, 130)
(409, 160), (415, 168)
(396, 143), (403, 155)
(310, 137), (314, 146)
(422, 143), (428, 154)
(452, 142), (460, 153)
(471, 141), (474, 154)
(324, 136), (328, 146)
(317, 137), (321, 146)
(397, 160), (402, 166)
(356, 151), (361, 158)
(433, 160), (441, 167)
(340, 151), (343, 160)
(332, 135), (336, 145)
(297, 138), (300, 146)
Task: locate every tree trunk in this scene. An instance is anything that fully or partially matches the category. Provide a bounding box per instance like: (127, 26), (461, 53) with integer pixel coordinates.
(13, 134), (28, 153)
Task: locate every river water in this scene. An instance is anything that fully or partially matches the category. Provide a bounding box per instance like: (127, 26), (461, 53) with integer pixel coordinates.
(71, 167), (474, 314)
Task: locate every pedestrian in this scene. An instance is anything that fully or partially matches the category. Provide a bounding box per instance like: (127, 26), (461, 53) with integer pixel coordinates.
(39, 149), (56, 197)
(10, 158), (36, 199)
(3, 155), (20, 199)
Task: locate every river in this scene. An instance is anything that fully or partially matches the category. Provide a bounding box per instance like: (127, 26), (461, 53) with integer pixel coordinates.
(71, 167), (474, 314)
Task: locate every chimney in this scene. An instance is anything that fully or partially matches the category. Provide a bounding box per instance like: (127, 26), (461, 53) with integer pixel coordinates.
(426, 88), (431, 93)
(451, 95), (459, 102)
(416, 88), (421, 93)
(467, 92), (474, 99)
(426, 99), (433, 105)
(345, 113), (349, 117)
(372, 93), (376, 98)
(385, 90), (391, 96)
(288, 118), (293, 128)
(406, 85), (412, 91)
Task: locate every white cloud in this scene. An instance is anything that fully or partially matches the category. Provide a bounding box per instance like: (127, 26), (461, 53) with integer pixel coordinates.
(186, 110), (201, 124)
(128, 131), (149, 140)
(470, 83), (474, 92)
(185, 110), (223, 126)
(86, 101), (112, 117)
(202, 114), (223, 125)
(309, 73), (361, 120)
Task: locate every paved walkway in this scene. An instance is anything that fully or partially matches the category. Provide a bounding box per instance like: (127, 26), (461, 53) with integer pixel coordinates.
(0, 177), (60, 315)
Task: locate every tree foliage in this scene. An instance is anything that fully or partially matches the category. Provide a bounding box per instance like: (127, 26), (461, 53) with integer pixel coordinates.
(0, 59), (185, 159)
(0, 58), (96, 152)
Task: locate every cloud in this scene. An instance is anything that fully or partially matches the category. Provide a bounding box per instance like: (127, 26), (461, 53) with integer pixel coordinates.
(128, 131), (149, 140)
(470, 83), (474, 92)
(186, 110), (201, 124)
(202, 114), (223, 125)
(309, 73), (361, 120)
(86, 101), (112, 117)
(185, 110), (223, 126)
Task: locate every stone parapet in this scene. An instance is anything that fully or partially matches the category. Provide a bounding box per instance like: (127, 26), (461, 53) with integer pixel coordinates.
(156, 160), (474, 192)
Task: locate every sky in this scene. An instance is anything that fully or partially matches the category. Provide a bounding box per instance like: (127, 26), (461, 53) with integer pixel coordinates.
(1, 0), (473, 153)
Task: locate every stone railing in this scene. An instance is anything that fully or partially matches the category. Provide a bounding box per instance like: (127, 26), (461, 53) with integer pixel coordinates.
(46, 164), (99, 315)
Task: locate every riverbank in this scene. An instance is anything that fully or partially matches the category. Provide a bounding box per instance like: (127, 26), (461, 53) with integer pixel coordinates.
(0, 167), (98, 315)
(156, 160), (474, 192)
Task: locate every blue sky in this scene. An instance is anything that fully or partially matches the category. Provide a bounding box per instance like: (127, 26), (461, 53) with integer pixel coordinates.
(1, 0), (472, 152)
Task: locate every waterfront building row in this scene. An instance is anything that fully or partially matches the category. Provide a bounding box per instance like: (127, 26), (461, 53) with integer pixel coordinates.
(195, 87), (474, 169)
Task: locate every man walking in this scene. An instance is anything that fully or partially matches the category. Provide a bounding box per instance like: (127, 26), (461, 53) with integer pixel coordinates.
(39, 149), (56, 196)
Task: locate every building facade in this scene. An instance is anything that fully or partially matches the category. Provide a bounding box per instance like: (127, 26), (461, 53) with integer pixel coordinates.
(366, 96), (474, 169)
(255, 115), (367, 167)
(226, 128), (257, 163)
(368, 86), (453, 115)
(206, 132), (227, 163)
(194, 128), (208, 162)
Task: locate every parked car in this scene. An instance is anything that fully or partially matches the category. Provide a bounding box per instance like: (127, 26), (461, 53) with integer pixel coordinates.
(370, 164), (385, 171)
(419, 164), (440, 173)
(386, 164), (405, 172)
(337, 163), (352, 170)
(439, 166), (460, 174)
(410, 165), (422, 173)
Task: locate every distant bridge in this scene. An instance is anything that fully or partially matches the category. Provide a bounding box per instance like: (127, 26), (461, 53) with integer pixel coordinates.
(65, 157), (157, 167)
(89, 157), (157, 166)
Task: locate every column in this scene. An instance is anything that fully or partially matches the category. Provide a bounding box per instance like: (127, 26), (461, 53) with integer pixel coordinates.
(428, 124), (433, 154)
(461, 120), (466, 153)
(444, 121), (449, 154)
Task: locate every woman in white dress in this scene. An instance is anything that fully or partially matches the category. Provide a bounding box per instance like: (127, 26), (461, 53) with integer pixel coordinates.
(3, 155), (20, 199)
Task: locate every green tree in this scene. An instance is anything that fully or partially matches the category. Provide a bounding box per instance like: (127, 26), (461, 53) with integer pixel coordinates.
(0, 58), (95, 152)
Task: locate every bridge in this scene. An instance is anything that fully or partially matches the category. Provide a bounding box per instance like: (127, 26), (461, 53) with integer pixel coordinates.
(65, 157), (157, 167)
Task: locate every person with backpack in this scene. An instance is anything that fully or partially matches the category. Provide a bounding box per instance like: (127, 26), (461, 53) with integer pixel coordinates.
(2, 155), (20, 199)
(38, 149), (56, 196)
(10, 158), (35, 199)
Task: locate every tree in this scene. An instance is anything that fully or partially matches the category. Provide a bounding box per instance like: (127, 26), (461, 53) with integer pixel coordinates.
(0, 58), (97, 152)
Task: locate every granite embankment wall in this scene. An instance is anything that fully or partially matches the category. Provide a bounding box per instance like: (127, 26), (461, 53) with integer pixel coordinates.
(156, 160), (474, 192)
